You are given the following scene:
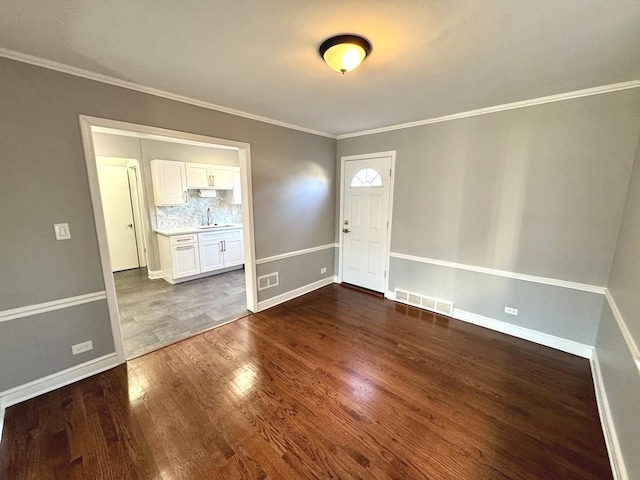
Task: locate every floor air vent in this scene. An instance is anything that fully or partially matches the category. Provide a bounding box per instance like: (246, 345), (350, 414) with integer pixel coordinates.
(393, 288), (454, 316)
(258, 272), (279, 291)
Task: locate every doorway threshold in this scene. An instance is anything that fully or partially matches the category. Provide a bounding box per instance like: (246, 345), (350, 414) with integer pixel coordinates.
(340, 283), (385, 298)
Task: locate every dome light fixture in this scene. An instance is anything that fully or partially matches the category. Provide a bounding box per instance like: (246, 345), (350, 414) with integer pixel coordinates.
(319, 34), (372, 74)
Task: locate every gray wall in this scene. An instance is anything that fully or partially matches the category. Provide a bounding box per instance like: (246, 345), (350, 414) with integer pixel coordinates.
(256, 249), (335, 303)
(0, 57), (335, 391)
(390, 258), (605, 345)
(595, 134), (640, 478)
(338, 89), (640, 344)
(606, 134), (640, 344)
(0, 301), (115, 391)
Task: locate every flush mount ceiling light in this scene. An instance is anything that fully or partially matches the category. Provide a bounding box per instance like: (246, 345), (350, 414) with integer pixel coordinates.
(319, 34), (372, 74)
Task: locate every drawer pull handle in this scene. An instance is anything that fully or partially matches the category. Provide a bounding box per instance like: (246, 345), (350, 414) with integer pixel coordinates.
(176, 246), (192, 250)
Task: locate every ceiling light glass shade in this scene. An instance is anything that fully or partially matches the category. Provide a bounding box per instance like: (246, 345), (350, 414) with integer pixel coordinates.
(319, 35), (372, 74)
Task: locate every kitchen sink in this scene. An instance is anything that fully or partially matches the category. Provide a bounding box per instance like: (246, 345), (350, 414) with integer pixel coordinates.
(197, 224), (235, 229)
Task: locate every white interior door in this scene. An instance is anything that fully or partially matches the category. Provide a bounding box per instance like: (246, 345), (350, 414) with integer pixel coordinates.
(341, 156), (392, 292)
(97, 165), (140, 272)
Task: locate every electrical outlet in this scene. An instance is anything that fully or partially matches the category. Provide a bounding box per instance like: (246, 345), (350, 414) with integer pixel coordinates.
(320, 267), (327, 274)
(53, 223), (71, 240)
(72, 340), (93, 355)
(504, 307), (518, 316)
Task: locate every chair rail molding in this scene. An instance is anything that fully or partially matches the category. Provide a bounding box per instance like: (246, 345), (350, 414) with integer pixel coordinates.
(0, 291), (107, 323)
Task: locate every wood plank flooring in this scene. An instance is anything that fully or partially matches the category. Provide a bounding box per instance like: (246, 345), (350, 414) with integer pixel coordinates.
(0, 285), (612, 479)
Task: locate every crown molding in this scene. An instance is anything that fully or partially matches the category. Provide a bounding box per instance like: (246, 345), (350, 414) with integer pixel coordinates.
(0, 47), (336, 140)
(3, 47), (638, 143)
(337, 80), (640, 139)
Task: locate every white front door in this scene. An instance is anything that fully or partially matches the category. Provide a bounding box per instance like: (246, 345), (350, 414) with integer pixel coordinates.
(341, 155), (393, 292)
(97, 165), (140, 272)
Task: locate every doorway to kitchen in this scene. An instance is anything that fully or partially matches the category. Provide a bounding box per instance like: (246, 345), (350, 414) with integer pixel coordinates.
(80, 116), (257, 363)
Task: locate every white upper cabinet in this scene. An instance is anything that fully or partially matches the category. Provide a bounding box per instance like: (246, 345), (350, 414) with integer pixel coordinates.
(185, 163), (211, 189)
(185, 163), (234, 190)
(150, 160), (187, 206)
(211, 166), (234, 189)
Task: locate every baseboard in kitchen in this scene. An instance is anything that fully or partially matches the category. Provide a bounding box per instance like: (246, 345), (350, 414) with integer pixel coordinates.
(147, 269), (164, 280)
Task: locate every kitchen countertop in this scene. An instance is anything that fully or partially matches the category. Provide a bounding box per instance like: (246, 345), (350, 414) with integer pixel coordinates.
(155, 223), (243, 236)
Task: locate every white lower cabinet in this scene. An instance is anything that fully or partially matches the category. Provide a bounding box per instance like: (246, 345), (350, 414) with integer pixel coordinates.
(198, 229), (243, 272)
(158, 229), (243, 283)
(171, 243), (200, 278)
(223, 237), (243, 267)
(199, 235), (225, 272)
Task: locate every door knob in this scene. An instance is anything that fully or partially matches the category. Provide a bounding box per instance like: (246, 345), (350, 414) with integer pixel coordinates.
(342, 228), (351, 233)
(127, 224), (133, 228)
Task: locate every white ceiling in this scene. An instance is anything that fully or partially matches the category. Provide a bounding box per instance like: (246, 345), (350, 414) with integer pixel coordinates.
(1, 0), (639, 136)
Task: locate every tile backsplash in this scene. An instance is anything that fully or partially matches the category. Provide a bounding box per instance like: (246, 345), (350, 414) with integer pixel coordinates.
(156, 190), (242, 229)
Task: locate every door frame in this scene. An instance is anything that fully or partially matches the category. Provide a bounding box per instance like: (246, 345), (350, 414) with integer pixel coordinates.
(79, 115), (258, 365)
(338, 151), (396, 295)
(126, 159), (149, 268)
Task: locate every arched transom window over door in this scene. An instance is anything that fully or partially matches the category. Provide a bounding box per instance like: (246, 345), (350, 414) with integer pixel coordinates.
(350, 168), (383, 187)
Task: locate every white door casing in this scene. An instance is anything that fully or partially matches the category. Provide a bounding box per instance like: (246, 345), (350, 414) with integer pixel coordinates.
(97, 164), (140, 272)
(80, 115), (258, 365)
(341, 154), (394, 292)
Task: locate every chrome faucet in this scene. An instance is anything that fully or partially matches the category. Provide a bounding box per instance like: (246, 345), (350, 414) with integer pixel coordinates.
(207, 207), (212, 226)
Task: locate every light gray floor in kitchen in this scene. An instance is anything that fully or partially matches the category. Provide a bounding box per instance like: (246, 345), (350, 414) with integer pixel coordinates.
(114, 267), (249, 358)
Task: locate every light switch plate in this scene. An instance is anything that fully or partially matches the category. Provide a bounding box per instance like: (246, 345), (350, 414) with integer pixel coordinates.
(54, 223), (71, 240)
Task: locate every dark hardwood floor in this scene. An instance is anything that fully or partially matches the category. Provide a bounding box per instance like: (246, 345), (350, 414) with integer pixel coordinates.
(0, 285), (612, 479)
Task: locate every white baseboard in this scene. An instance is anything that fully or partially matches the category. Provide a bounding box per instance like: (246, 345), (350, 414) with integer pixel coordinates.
(257, 277), (335, 312)
(154, 266), (243, 284)
(385, 291), (592, 358)
(590, 352), (628, 480)
(0, 353), (119, 443)
(453, 309), (593, 358)
(147, 269), (164, 280)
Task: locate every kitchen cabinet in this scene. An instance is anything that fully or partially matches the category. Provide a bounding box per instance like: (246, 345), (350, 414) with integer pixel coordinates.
(158, 233), (201, 280)
(199, 232), (225, 272)
(157, 228), (243, 283)
(185, 163), (211, 189)
(211, 166), (234, 189)
(227, 167), (242, 205)
(185, 163), (234, 190)
(198, 229), (244, 272)
(150, 160), (187, 206)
